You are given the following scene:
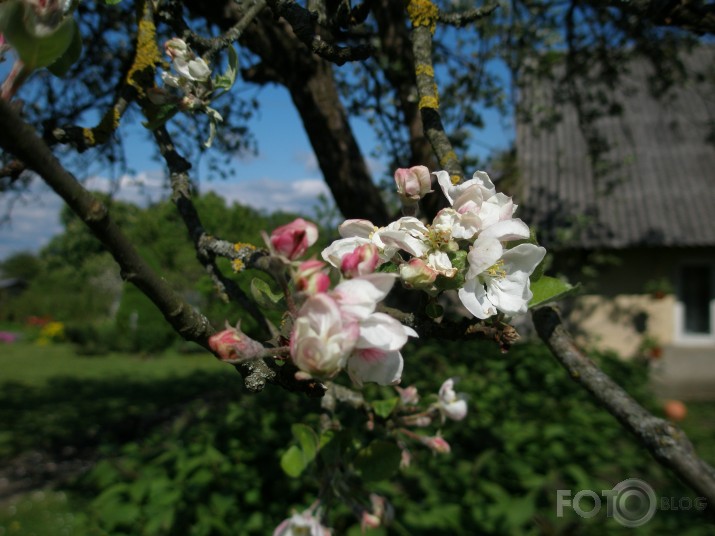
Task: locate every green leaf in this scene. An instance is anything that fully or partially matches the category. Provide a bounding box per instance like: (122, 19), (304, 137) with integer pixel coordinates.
(376, 262), (398, 273)
(528, 276), (579, 308)
(353, 440), (401, 481)
(47, 19), (82, 77)
(1, 5), (77, 70)
(104, 0), (123, 4)
(250, 277), (284, 308)
(213, 46), (238, 91)
(280, 445), (307, 477)
(280, 424), (319, 477)
(448, 249), (468, 271)
(291, 423), (319, 461)
(372, 397), (399, 418)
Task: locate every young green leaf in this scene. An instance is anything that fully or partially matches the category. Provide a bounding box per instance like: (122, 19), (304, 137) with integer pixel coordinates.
(372, 397), (400, 419)
(528, 276), (579, 308)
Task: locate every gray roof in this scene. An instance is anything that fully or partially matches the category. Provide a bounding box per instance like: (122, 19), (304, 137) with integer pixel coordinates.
(516, 47), (715, 250)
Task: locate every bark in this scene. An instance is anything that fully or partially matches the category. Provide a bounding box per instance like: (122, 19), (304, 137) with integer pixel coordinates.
(533, 306), (715, 513)
(184, 1), (390, 225)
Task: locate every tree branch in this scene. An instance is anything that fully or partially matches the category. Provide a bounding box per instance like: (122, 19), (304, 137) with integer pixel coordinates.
(608, 0), (715, 35)
(266, 0), (375, 65)
(408, 1), (464, 183)
(533, 306), (715, 509)
(0, 99), (216, 348)
(438, 3), (499, 27)
(152, 125), (271, 335)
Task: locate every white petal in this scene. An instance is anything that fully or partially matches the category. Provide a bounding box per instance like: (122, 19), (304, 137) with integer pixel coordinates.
(486, 274), (530, 315)
(501, 243), (547, 276)
(472, 170), (496, 196)
(466, 236), (503, 280)
(458, 278), (496, 319)
(347, 349), (404, 386)
(339, 219), (376, 238)
(321, 236), (371, 268)
(380, 230), (429, 257)
(357, 312), (409, 351)
(333, 273), (397, 319)
(480, 218), (530, 242)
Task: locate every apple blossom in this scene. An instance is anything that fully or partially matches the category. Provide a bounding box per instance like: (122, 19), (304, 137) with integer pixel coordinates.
(399, 257), (438, 290)
(340, 243), (379, 278)
(437, 378), (467, 421)
(394, 165), (432, 204)
(294, 260), (330, 295)
(395, 385), (420, 405)
(271, 218), (319, 260)
(458, 235), (546, 319)
(274, 510), (331, 536)
(290, 293), (359, 380)
(208, 322), (264, 364)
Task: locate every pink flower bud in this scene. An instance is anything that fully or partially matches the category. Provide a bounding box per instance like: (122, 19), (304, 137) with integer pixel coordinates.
(394, 166), (432, 203)
(165, 37), (189, 60)
(421, 435), (451, 454)
(270, 218), (319, 260)
(399, 258), (438, 289)
(295, 260), (331, 295)
(208, 322), (265, 363)
(361, 512), (381, 531)
(400, 448), (412, 469)
(340, 243), (379, 277)
(395, 385), (420, 405)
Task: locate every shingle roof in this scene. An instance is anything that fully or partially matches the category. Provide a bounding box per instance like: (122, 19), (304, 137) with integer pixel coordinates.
(516, 47), (715, 250)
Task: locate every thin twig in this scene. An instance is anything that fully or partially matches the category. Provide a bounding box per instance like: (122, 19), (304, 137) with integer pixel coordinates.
(438, 3), (499, 27)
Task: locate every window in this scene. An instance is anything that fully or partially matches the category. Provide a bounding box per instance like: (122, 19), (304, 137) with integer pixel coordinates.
(676, 263), (715, 343)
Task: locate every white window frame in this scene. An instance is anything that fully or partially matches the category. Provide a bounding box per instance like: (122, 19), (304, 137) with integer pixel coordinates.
(674, 261), (715, 345)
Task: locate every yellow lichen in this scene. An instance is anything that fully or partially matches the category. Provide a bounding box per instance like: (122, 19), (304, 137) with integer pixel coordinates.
(407, 0), (439, 33)
(415, 64), (435, 77)
(234, 242), (256, 251)
(418, 95), (439, 110)
(438, 151), (457, 169)
(127, 16), (161, 97)
(82, 127), (95, 146)
(231, 259), (245, 272)
(450, 174), (461, 185)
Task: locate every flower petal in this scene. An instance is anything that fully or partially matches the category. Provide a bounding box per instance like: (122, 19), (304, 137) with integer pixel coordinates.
(458, 277), (496, 319)
(347, 349), (404, 386)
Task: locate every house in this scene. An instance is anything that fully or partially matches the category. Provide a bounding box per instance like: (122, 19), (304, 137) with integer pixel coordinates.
(516, 48), (715, 397)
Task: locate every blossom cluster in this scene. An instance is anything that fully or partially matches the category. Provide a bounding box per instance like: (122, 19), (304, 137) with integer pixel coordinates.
(211, 167), (546, 389)
(323, 166), (546, 319)
(270, 219), (418, 387)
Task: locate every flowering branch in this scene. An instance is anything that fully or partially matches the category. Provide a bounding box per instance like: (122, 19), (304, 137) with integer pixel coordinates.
(533, 305), (715, 508)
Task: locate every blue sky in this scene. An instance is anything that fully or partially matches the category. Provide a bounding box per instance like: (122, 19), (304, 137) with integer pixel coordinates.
(0, 71), (513, 261)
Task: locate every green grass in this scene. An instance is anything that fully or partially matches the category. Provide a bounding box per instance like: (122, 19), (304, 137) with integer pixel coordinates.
(0, 340), (223, 387)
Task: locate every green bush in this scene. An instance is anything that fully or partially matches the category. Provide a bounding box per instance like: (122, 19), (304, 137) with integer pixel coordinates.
(65, 340), (713, 535)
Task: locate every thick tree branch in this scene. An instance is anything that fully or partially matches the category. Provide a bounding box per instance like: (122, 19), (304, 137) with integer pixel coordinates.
(0, 99), (216, 348)
(533, 306), (715, 510)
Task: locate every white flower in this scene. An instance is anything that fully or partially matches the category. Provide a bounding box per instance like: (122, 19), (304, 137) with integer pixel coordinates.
(273, 510), (331, 536)
(458, 235), (546, 319)
(437, 378), (467, 421)
(290, 294), (359, 379)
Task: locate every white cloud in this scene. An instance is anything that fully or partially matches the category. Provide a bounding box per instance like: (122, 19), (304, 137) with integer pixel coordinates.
(206, 177), (331, 216)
